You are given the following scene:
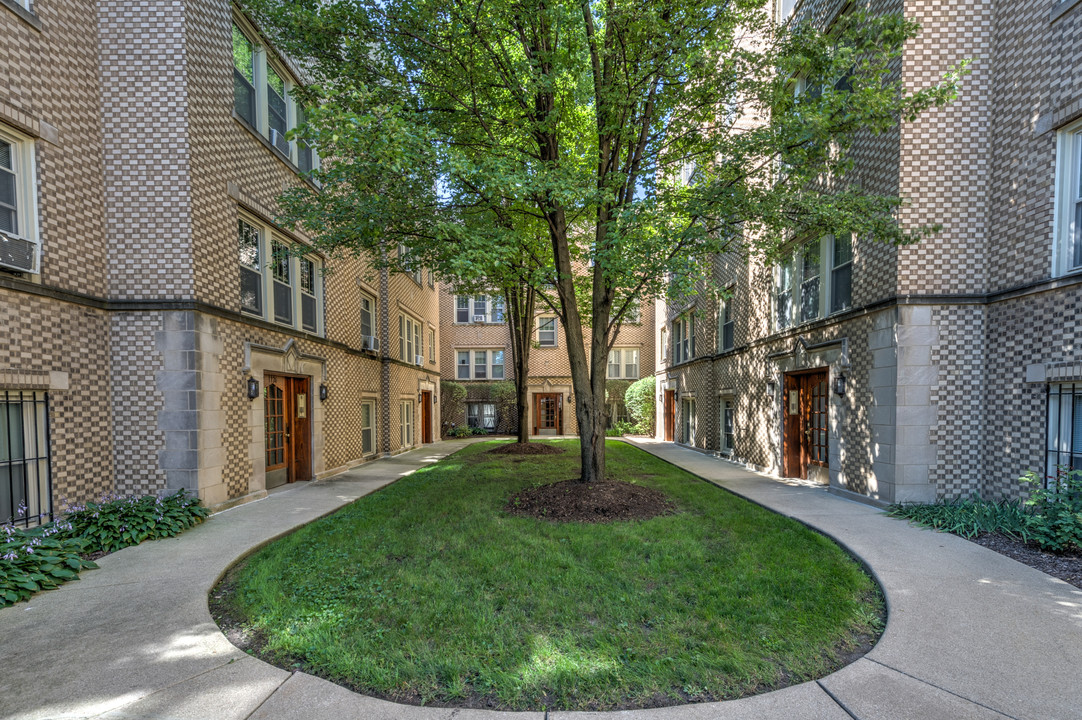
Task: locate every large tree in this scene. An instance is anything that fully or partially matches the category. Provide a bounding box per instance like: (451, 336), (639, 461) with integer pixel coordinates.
(246, 0), (964, 482)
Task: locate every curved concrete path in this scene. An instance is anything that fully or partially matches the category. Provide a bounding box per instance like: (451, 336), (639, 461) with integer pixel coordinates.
(1, 438), (1080, 720)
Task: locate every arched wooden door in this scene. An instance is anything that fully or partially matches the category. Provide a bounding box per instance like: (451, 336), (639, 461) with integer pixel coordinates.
(264, 374), (311, 489)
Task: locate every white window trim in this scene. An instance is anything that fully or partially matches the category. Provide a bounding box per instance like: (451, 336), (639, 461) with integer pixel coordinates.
(467, 402), (497, 430)
(428, 328), (436, 363)
(399, 313), (422, 363)
(0, 124), (40, 275)
(537, 316), (558, 347)
(360, 399), (376, 456)
(237, 211), (324, 335)
(680, 398), (696, 445)
(454, 294), (505, 324)
(606, 348), (640, 380)
(772, 233), (852, 332)
(456, 348), (506, 380)
(717, 288), (735, 353)
(673, 313), (694, 364)
(720, 396), (735, 456)
(232, 14), (320, 174)
(400, 400), (414, 448)
(1054, 119), (1082, 277)
(359, 291), (376, 343)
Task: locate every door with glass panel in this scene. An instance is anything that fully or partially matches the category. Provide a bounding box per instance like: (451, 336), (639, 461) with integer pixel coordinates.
(264, 374), (311, 489)
(782, 369), (828, 481)
(534, 393), (561, 436)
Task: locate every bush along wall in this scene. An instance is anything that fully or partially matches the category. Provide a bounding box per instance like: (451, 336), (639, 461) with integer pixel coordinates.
(1, 489), (209, 607)
(625, 376), (656, 435)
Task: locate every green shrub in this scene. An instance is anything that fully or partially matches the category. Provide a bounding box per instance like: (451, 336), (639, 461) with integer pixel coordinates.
(624, 377), (655, 434)
(1021, 468), (1082, 553)
(447, 425), (473, 438)
(887, 494), (1028, 540)
(607, 421), (637, 437)
(1, 523), (97, 607)
(63, 489), (209, 555)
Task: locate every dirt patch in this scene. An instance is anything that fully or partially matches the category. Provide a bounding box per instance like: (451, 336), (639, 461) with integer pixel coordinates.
(969, 534), (1082, 589)
(487, 442), (565, 456)
(506, 479), (677, 523)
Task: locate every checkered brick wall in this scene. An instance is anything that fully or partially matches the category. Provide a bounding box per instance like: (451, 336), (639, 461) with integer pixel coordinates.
(110, 312), (168, 496)
(0, 289), (114, 507)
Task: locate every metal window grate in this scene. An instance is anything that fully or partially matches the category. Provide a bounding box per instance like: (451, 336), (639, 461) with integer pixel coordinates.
(1, 390), (51, 529)
(1047, 383), (1082, 484)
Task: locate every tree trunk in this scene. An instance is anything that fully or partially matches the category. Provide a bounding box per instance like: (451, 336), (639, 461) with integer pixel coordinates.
(505, 283), (535, 444)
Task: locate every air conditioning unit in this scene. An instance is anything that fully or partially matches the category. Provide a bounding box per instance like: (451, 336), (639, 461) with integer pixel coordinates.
(361, 335), (379, 352)
(473, 315), (486, 323)
(269, 128), (289, 154)
(415, 354), (424, 366)
(0, 231), (39, 274)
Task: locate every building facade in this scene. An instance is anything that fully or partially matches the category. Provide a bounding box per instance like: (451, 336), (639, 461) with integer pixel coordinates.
(1, 0), (441, 526)
(656, 0), (1082, 504)
(439, 287), (655, 437)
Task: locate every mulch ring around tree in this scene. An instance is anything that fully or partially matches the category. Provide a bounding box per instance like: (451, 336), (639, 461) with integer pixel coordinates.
(487, 442), (565, 456)
(506, 478), (677, 523)
(970, 533), (1082, 589)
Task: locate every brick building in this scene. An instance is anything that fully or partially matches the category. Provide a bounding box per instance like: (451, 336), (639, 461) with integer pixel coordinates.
(655, 0), (1082, 504)
(439, 287), (655, 436)
(0, 0), (440, 526)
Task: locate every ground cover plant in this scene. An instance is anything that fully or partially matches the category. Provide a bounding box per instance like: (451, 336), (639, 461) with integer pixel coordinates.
(1, 489), (209, 607)
(220, 440), (882, 711)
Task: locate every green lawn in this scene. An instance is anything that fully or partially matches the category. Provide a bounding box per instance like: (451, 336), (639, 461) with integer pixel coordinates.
(224, 440), (881, 710)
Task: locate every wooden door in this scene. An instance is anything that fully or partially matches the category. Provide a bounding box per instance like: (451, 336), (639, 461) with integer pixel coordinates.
(421, 391), (433, 444)
(264, 374), (311, 488)
(781, 369), (828, 479)
(664, 390), (676, 441)
(534, 393), (561, 435)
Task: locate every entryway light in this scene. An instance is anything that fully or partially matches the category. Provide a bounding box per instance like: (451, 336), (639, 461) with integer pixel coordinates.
(834, 374), (847, 396)
(247, 377), (260, 400)
(319, 383), (329, 401)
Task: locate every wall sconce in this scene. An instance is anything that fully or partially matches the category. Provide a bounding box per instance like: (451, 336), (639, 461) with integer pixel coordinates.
(319, 383), (328, 401)
(247, 377), (260, 400)
(418, 391), (423, 403)
(766, 380), (776, 397)
(834, 374), (847, 396)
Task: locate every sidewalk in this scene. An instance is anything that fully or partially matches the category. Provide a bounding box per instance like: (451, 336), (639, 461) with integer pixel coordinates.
(0, 438), (1079, 719)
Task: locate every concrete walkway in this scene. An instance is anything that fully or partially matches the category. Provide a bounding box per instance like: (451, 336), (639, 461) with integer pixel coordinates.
(1, 438), (1080, 719)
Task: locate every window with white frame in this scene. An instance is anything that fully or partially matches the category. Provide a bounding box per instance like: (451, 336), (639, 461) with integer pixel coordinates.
(623, 302), (641, 324)
(673, 313), (694, 364)
(0, 126), (40, 275)
(400, 400), (414, 448)
(777, 0), (799, 22)
(455, 294), (504, 323)
(1055, 121), (1082, 276)
(1, 390), (51, 529)
(721, 396), (735, 455)
(399, 314), (422, 363)
(607, 348), (640, 379)
(680, 398), (696, 445)
(231, 19), (319, 173)
(718, 289), (734, 352)
(360, 400), (375, 455)
(237, 214), (324, 335)
(538, 317), (557, 347)
(774, 233), (852, 331)
(1047, 383), (1082, 481)
(359, 292), (375, 345)
(455, 349), (504, 380)
(429, 329), (435, 363)
(467, 402), (497, 430)
(660, 327), (668, 365)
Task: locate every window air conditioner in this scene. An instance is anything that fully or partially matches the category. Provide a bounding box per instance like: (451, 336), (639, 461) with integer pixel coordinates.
(415, 354), (425, 366)
(269, 128), (289, 154)
(0, 230), (39, 274)
(361, 335), (379, 352)
(473, 315), (485, 323)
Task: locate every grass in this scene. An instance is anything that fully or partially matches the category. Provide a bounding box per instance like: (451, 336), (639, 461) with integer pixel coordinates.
(224, 439), (882, 711)
(887, 494), (1029, 540)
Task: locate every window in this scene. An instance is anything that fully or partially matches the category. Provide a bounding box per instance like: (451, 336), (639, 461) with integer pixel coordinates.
(660, 327), (668, 365)
(400, 400), (413, 448)
(429, 329), (435, 363)
(456, 349), (504, 380)
(1047, 383), (1082, 481)
(774, 233), (852, 331)
(718, 290), (734, 352)
(231, 19), (319, 173)
(1055, 121), (1082, 276)
(360, 400), (375, 455)
(624, 303), (642, 324)
(680, 398), (696, 445)
(673, 313), (694, 364)
(237, 214), (324, 335)
(467, 402), (497, 430)
(456, 295), (503, 323)
(0, 126), (40, 274)
(777, 0), (799, 22)
(428, 270), (435, 289)
(721, 397), (735, 455)
(538, 317), (557, 347)
(607, 348), (640, 379)
(1, 390), (51, 529)
(398, 243), (423, 284)
(360, 293), (375, 342)
(606, 400), (631, 429)
(830, 233), (853, 313)
(399, 314), (422, 363)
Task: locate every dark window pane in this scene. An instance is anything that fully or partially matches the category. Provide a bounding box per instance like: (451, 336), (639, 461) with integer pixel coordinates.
(723, 321), (734, 350)
(801, 276), (820, 322)
(831, 265), (852, 313)
(301, 294), (317, 332)
(1073, 202), (1082, 269)
(273, 281), (292, 324)
(240, 267), (262, 315)
(233, 70), (255, 125)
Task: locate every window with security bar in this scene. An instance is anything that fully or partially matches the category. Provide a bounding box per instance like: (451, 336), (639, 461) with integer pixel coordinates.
(1047, 383), (1082, 483)
(1, 391), (51, 529)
